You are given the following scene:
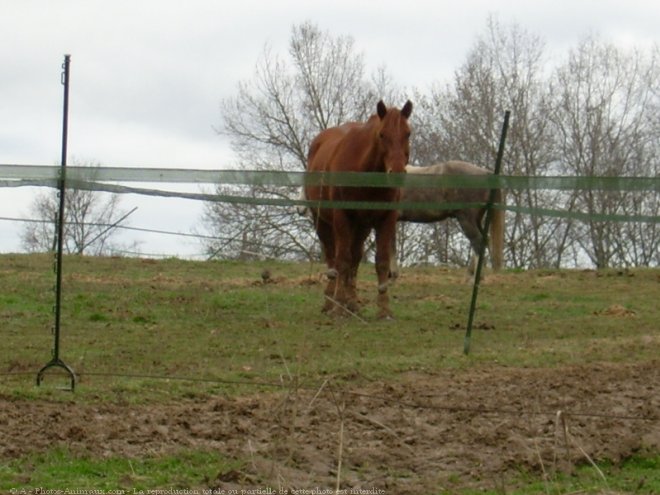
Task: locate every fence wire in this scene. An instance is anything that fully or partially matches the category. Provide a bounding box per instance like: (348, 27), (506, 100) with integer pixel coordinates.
(1, 168), (658, 223)
(1, 164), (658, 191)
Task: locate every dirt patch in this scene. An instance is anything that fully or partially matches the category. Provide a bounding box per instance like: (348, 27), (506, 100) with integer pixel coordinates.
(1, 362), (658, 493)
(595, 304), (637, 317)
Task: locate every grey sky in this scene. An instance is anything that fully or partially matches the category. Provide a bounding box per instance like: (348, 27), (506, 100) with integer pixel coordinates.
(1, 0), (657, 256)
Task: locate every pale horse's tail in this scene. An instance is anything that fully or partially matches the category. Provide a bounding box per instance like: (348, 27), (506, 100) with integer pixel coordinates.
(489, 189), (505, 271)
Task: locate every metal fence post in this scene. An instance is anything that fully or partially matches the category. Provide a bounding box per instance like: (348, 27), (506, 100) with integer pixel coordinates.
(464, 110), (510, 355)
(36, 55), (77, 391)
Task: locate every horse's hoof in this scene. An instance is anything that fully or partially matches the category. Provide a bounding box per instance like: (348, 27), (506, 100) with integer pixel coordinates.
(321, 301), (335, 313)
(347, 301), (360, 313)
(327, 306), (350, 319)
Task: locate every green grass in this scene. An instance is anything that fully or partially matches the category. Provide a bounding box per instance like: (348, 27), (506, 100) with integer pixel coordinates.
(0, 255), (658, 388)
(440, 454), (660, 495)
(434, 455), (660, 494)
(1, 450), (656, 494)
(1, 254), (658, 493)
(1, 254), (657, 393)
(0, 447), (240, 491)
(498, 454), (660, 495)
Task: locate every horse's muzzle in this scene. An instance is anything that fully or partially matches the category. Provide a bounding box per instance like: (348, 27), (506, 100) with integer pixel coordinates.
(385, 162), (407, 174)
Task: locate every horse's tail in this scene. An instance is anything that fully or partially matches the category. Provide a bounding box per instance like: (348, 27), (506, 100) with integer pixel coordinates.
(489, 190), (505, 271)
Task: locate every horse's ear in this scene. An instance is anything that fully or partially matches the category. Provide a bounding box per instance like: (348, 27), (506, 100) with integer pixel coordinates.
(377, 100), (387, 119)
(401, 100), (413, 119)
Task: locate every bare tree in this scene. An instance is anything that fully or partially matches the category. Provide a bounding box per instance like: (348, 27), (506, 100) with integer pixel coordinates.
(203, 21), (398, 260)
(550, 36), (659, 268)
(407, 17), (564, 269)
(205, 20), (658, 268)
(201, 185), (315, 261)
(21, 161), (129, 255)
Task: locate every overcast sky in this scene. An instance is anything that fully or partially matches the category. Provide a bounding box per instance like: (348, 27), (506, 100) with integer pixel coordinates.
(1, 0), (658, 257)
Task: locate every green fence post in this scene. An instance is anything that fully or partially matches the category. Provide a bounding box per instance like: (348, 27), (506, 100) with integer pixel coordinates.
(464, 110), (510, 355)
(36, 55), (77, 391)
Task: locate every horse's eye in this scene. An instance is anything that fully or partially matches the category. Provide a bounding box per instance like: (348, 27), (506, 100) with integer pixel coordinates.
(379, 132), (385, 140)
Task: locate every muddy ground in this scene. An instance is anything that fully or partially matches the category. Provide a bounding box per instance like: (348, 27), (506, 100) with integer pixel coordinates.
(1, 361), (658, 493)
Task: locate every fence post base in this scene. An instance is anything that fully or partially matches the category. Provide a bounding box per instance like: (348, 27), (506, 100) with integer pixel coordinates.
(36, 359), (76, 391)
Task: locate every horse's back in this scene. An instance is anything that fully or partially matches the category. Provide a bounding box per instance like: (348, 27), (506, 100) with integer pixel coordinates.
(406, 161), (490, 176)
(399, 161), (492, 223)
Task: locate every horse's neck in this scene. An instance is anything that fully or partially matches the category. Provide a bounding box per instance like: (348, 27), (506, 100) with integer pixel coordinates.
(366, 145), (386, 172)
(356, 121), (385, 172)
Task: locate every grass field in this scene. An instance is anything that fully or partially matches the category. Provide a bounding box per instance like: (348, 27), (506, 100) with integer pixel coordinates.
(0, 253), (658, 494)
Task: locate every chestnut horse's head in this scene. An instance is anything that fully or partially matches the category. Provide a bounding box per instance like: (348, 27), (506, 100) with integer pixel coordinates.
(375, 99), (413, 174)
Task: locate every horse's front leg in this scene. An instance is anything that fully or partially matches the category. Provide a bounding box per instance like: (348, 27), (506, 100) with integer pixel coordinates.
(375, 213), (397, 319)
(389, 231), (400, 281)
(314, 215), (339, 313)
(345, 227), (370, 314)
(323, 267), (338, 313)
(331, 211), (354, 316)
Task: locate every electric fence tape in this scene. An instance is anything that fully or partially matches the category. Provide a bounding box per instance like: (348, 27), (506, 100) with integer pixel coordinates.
(1, 165), (658, 223)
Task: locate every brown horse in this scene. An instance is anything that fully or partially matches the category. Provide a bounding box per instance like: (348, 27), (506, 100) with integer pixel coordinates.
(305, 100), (413, 318)
(397, 161), (505, 274)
